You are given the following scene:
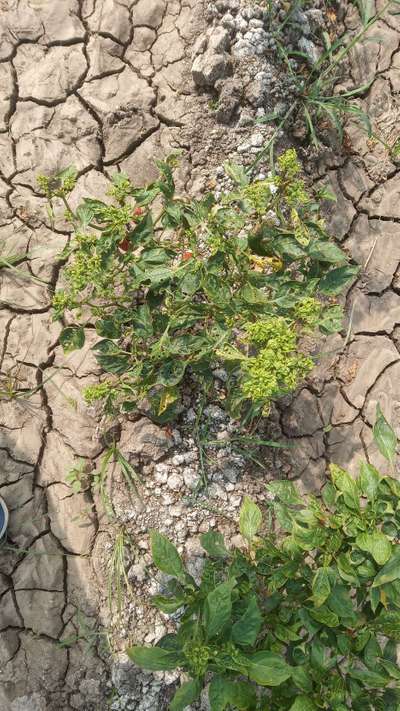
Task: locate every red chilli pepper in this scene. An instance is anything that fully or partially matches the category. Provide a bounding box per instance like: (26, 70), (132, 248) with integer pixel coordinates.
(182, 251), (193, 261)
(118, 238), (130, 252)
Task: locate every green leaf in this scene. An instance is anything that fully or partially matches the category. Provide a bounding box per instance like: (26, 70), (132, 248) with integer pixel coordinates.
(247, 651), (292, 686)
(200, 531), (229, 559)
(230, 681), (257, 710)
(232, 596), (262, 646)
(372, 610), (400, 640)
(349, 667), (389, 688)
(158, 359), (187, 387)
(321, 481), (336, 508)
(372, 551), (400, 587)
(308, 240), (347, 263)
(152, 594), (186, 614)
(156, 158), (175, 199)
(319, 264), (359, 295)
(289, 696), (317, 711)
(132, 304), (153, 338)
(337, 552), (359, 584)
(239, 497), (262, 543)
(272, 502), (293, 532)
(267, 480), (302, 505)
(76, 203), (95, 229)
(275, 235), (306, 259)
(353, 630), (370, 653)
(59, 325), (85, 353)
(163, 202), (184, 228)
(150, 531), (185, 579)
(223, 161), (250, 187)
(208, 676), (256, 711)
(132, 185), (161, 207)
(268, 560), (298, 592)
(356, 531), (392, 565)
(140, 247), (170, 265)
(291, 667), (313, 693)
(170, 679), (202, 711)
(380, 659), (400, 680)
(309, 606), (340, 627)
(208, 677), (232, 711)
(312, 568), (331, 607)
(318, 305), (344, 335)
(130, 211), (154, 243)
(95, 318), (121, 339)
(274, 623), (301, 643)
(330, 464), (360, 511)
(363, 636), (382, 670)
(180, 270), (201, 296)
(204, 580), (234, 639)
(239, 283), (268, 305)
(359, 462), (381, 501)
(93, 340), (130, 374)
(373, 405), (397, 463)
(292, 522), (323, 551)
(369, 586), (380, 613)
(81, 197), (107, 214)
(127, 646), (180, 671)
(310, 637), (331, 670)
(144, 266), (175, 287)
(327, 585), (357, 625)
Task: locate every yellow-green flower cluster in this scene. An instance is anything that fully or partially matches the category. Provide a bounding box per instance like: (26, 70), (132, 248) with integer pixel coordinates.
(241, 317), (313, 412)
(276, 148), (310, 207)
(294, 297), (322, 329)
(291, 208), (310, 246)
(63, 233), (117, 297)
(37, 168), (77, 198)
(108, 175), (132, 204)
(83, 381), (115, 404)
(277, 148), (301, 179)
(66, 250), (104, 293)
(96, 204), (134, 236)
(243, 180), (274, 215)
(285, 179), (310, 207)
(183, 642), (211, 677)
(52, 290), (76, 319)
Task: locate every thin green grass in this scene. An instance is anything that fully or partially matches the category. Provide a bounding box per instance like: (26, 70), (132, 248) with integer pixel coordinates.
(251, 0), (396, 170)
(108, 528), (135, 616)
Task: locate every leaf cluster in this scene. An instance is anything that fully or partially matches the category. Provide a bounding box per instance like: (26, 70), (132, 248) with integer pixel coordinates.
(129, 409), (400, 710)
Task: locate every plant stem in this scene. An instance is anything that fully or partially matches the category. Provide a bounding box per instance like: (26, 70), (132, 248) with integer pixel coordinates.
(248, 102), (299, 172)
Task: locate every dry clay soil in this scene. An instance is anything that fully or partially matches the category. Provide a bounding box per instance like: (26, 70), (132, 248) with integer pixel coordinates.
(1, 0), (400, 709)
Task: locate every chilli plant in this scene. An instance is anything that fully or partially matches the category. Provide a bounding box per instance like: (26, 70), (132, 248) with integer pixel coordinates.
(40, 150), (357, 422)
(130, 406), (400, 710)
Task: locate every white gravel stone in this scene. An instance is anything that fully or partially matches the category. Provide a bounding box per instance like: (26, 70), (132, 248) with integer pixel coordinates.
(167, 473), (183, 491)
(128, 562), (146, 583)
(250, 131), (264, 147)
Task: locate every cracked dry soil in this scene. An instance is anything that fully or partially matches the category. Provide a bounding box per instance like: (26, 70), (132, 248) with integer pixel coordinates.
(2, 0), (400, 710)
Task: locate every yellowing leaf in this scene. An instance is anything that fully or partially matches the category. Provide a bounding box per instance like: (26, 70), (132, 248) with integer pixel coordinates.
(239, 497), (262, 542)
(356, 531), (392, 566)
(247, 651), (292, 686)
(311, 568), (331, 607)
(330, 464), (360, 511)
(158, 386), (178, 415)
(372, 551), (400, 587)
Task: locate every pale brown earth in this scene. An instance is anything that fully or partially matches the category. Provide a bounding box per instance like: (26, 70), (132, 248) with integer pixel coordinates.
(1, 0), (400, 710)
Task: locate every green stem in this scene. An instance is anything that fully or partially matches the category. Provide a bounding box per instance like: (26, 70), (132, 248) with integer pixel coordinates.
(248, 101), (299, 173)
